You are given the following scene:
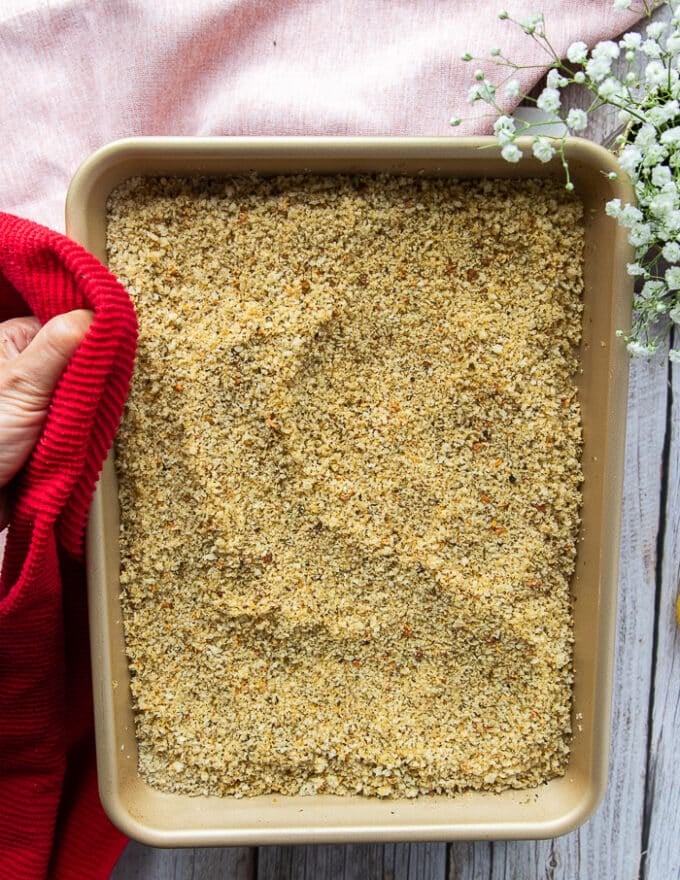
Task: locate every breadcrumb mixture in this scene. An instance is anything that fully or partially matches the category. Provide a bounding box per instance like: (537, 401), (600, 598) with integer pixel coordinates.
(107, 174), (584, 799)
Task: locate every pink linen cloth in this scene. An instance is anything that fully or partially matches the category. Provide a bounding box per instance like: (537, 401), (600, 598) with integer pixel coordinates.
(0, 0), (642, 233)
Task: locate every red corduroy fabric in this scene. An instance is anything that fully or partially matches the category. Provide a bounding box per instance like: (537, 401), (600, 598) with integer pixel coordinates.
(0, 212), (137, 879)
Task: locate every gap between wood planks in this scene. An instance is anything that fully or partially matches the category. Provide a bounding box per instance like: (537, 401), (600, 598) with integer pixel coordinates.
(639, 323), (678, 880)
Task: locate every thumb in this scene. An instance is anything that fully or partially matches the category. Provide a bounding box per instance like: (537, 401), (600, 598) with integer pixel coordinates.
(0, 309), (93, 487)
(5, 310), (93, 405)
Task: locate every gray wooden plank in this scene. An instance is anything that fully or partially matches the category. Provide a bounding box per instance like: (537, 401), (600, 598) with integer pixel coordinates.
(257, 843), (447, 880)
(448, 842), (492, 880)
(568, 353), (670, 879)
(111, 842), (254, 880)
(257, 843), (306, 879)
(384, 843), (448, 880)
(642, 348), (680, 880)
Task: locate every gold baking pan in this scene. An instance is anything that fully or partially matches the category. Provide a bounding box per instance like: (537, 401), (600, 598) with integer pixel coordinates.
(66, 136), (632, 846)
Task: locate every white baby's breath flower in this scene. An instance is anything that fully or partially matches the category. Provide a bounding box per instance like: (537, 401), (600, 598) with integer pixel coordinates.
(520, 12), (544, 34)
(642, 143), (669, 167)
(641, 38), (663, 58)
(598, 76), (623, 99)
(501, 142), (523, 163)
(646, 105), (665, 126)
(652, 165), (673, 187)
(619, 146), (643, 175)
(566, 108), (588, 131)
(648, 100), (680, 126)
(467, 84), (481, 103)
(646, 21), (667, 41)
(667, 32), (680, 55)
(467, 80), (495, 103)
(573, 70), (586, 84)
(664, 209), (680, 233)
(532, 137), (555, 163)
(629, 223), (654, 247)
(606, 198), (622, 218)
(661, 126), (680, 147)
(613, 0), (632, 9)
(634, 124), (658, 148)
(505, 78), (521, 98)
(668, 349), (680, 363)
(619, 204), (644, 226)
(547, 68), (568, 89)
(656, 179), (676, 197)
(493, 115), (516, 145)
(662, 242), (680, 263)
(567, 41), (588, 64)
(644, 59), (667, 87)
(592, 40), (620, 61)
(670, 305), (680, 324)
(620, 32), (642, 51)
(586, 55), (613, 81)
(650, 191), (677, 219)
(666, 266), (680, 289)
(536, 86), (560, 113)
(626, 262), (647, 276)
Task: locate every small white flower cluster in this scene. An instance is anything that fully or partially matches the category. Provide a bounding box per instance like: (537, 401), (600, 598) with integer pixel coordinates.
(458, 1), (680, 359)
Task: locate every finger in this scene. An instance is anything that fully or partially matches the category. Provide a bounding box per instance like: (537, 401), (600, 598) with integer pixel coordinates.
(0, 316), (41, 360)
(5, 310), (93, 406)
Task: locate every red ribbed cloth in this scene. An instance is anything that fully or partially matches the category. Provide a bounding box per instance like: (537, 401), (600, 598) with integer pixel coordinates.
(0, 212), (137, 879)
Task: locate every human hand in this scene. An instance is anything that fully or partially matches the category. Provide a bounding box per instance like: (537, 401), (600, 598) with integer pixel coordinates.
(0, 310), (93, 530)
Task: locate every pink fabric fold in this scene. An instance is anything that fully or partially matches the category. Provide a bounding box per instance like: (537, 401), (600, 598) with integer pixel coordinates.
(1, 1), (642, 232)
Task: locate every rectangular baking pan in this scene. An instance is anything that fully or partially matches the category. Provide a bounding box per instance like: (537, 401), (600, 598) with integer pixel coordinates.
(66, 136), (633, 846)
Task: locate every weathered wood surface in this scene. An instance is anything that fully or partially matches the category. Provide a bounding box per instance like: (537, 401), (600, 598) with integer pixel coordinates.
(112, 11), (680, 877)
(642, 347), (680, 880)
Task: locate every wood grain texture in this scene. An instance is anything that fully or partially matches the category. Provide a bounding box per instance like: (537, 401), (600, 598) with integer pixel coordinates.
(110, 843), (254, 880)
(641, 349), (680, 880)
(569, 352), (669, 880)
(257, 843), (448, 880)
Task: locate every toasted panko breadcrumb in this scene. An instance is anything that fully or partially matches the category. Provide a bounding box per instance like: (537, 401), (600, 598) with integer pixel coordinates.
(108, 174), (583, 799)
